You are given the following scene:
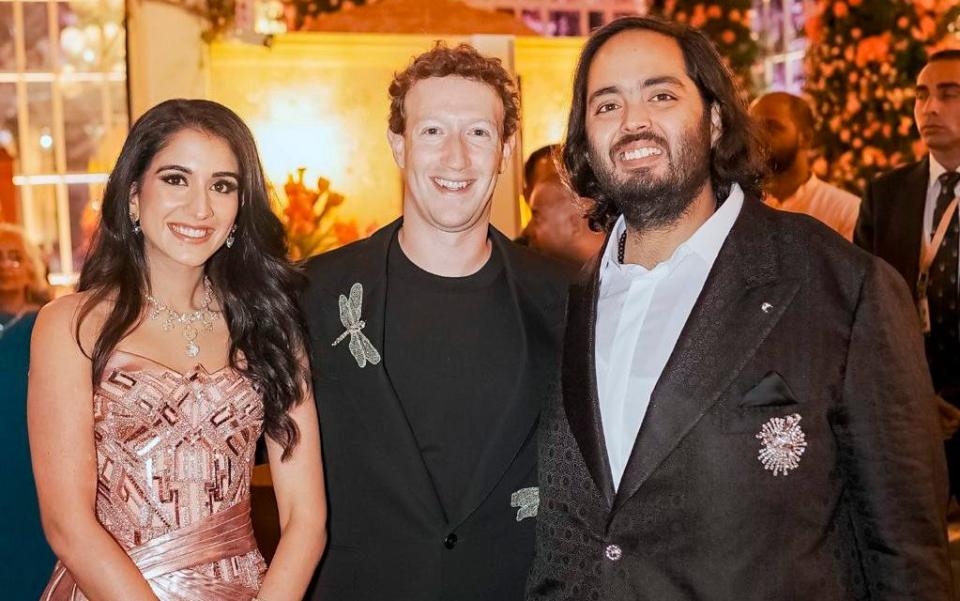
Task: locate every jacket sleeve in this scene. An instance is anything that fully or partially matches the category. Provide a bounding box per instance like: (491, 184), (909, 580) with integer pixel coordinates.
(852, 180), (876, 253)
(837, 257), (952, 599)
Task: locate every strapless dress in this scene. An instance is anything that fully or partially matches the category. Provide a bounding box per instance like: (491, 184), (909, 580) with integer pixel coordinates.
(40, 349), (267, 600)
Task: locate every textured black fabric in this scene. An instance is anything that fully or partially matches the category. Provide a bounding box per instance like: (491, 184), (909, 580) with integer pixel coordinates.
(302, 220), (571, 601)
(926, 171), (960, 396)
(385, 234), (521, 516)
(529, 199), (952, 601)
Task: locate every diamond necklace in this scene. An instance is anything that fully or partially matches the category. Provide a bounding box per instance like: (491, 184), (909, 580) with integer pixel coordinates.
(145, 277), (221, 358)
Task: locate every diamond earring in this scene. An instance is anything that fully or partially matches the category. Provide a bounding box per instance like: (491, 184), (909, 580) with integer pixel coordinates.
(225, 224), (237, 248)
(130, 213), (141, 235)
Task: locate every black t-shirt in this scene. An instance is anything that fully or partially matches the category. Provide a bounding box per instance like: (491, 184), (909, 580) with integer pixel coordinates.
(385, 233), (522, 516)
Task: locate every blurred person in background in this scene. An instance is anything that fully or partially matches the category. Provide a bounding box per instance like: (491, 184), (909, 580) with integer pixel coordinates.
(524, 173), (605, 269)
(750, 92), (860, 241)
(516, 144), (561, 246)
(0, 223), (55, 599)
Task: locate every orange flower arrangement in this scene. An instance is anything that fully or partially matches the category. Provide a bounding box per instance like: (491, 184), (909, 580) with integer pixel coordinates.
(273, 167), (373, 260)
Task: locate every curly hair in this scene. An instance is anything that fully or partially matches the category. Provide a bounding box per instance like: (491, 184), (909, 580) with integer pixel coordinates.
(562, 16), (765, 232)
(388, 42), (520, 138)
(76, 99), (309, 460)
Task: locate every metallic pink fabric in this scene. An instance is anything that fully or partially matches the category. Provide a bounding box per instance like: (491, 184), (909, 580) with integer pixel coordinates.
(40, 350), (266, 599)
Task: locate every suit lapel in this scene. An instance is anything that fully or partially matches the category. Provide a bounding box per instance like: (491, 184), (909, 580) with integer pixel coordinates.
(326, 219), (446, 523)
(885, 159), (927, 297)
(611, 200), (802, 514)
(563, 247), (616, 509)
(449, 230), (555, 526)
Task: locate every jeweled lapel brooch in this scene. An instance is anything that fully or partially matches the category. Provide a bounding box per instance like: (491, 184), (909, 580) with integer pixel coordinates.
(332, 282), (381, 368)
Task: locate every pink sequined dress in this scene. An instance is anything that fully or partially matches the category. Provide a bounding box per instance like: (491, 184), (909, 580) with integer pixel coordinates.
(41, 349), (267, 600)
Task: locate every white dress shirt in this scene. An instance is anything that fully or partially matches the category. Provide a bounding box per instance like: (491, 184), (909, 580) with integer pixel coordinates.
(764, 175), (860, 241)
(595, 185), (744, 490)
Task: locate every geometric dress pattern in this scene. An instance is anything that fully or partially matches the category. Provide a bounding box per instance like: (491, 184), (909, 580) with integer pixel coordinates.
(43, 349), (267, 598)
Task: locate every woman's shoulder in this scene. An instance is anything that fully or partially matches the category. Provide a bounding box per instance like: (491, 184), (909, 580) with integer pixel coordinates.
(34, 291), (110, 354)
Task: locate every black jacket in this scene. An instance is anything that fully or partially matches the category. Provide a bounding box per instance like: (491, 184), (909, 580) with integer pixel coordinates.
(527, 198), (952, 600)
(302, 219), (569, 601)
(854, 158), (928, 296)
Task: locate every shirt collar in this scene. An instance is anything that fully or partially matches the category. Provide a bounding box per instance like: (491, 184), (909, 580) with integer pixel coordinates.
(929, 154), (948, 190)
(599, 183), (744, 280)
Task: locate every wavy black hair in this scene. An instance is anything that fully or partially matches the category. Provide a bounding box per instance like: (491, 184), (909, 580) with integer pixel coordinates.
(76, 98), (308, 459)
(561, 16), (765, 232)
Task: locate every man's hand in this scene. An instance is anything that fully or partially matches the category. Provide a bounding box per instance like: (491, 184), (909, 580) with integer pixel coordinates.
(936, 396), (960, 440)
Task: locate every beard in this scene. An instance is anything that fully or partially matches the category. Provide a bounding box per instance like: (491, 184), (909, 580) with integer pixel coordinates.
(765, 140), (799, 174)
(588, 112), (712, 233)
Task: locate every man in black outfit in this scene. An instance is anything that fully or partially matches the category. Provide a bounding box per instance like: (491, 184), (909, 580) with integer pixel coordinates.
(855, 49), (960, 498)
(302, 43), (569, 601)
(527, 17), (952, 601)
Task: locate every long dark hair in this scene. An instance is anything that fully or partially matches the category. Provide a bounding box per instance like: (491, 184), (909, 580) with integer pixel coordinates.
(77, 99), (308, 459)
(562, 16), (765, 231)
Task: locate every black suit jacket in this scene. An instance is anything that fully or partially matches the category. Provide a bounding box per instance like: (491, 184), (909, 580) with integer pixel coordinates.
(302, 219), (569, 601)
(527, 198), (952, 600)
(854, 158), (928, 296)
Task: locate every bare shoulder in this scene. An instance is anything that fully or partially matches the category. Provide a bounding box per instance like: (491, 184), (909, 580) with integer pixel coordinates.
(33, 291), (109, 359)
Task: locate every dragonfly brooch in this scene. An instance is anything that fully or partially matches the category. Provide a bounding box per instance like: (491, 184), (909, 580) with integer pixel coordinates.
(332, 282), (382, 368)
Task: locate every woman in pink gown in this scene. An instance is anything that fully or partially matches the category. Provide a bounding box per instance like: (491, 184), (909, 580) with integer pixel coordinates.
(28, 99), (327, 600)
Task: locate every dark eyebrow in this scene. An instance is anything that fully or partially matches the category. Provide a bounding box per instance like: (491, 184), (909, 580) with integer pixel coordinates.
(642, 75), (685, 88)
(588, 85), (620, 105)
(154, 165), (239, 179)
(936, 82), (960, 91)
(587, 76), (686, 104)
(155, 164), (191, 174)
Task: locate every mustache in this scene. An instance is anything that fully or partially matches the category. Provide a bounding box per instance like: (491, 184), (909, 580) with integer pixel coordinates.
(609, 133), (669, 162)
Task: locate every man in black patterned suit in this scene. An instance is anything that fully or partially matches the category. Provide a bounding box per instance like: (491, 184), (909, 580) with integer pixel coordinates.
(526, 16), (952, 601)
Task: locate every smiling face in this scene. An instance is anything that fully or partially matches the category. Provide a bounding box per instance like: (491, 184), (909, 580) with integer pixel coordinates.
(584, 29), (713, 231)
(130, 128), (240, 272)
(388, 76), (514, 234)
(915, 59), (960, 164)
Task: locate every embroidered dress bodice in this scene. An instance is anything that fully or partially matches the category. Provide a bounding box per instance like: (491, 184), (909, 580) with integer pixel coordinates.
(42, 349), (266, 600)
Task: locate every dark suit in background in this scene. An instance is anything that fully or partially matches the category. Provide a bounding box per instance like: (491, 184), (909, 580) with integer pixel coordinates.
(303, 220), (568, 601)
(854, 158), (928, 299)
(855, 157), (960, 500)
(528, 199), (952, 600)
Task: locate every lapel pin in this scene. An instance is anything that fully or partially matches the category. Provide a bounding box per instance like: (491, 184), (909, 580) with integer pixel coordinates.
(510, 487), (539, 522)
(756, 413), (807, 476)
(332, 282), (382, 368)
(761, 302), (773, 313)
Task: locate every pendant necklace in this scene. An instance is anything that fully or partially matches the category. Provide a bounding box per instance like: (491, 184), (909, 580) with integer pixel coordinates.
(0, 308), (28, 340)
(145, 277), (221, 358)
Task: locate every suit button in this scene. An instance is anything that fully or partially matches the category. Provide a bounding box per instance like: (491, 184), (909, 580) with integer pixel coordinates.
(605, 544), (622, 561)
(444, 533), (458, 549)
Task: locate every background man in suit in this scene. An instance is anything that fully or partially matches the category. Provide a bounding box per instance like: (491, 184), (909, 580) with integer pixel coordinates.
(302, 43), (569, 601)
(855, 49), (960, 499)
(527, 17), (952, 600)
(750, 92), (860, 240)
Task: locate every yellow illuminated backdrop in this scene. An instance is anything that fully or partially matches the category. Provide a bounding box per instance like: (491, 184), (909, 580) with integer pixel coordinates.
(207, 32), (583, 238)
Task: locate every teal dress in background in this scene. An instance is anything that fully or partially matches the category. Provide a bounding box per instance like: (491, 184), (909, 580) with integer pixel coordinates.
(0, 310), (56, 598)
